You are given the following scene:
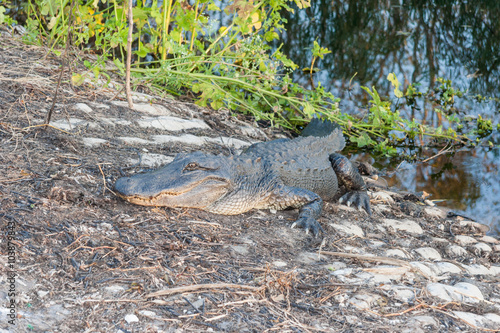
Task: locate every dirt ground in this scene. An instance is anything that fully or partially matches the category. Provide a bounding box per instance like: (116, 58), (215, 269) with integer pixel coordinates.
(1, 28), (499, 333)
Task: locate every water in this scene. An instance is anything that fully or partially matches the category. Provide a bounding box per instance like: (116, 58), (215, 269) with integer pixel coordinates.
(277, 0), (500, 234)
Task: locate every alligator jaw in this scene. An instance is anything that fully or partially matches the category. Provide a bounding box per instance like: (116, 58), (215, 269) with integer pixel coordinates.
(114, 176), (231, 209)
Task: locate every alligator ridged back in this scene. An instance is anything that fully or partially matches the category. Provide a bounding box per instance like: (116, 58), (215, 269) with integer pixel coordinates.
(241, 128), (344, 200)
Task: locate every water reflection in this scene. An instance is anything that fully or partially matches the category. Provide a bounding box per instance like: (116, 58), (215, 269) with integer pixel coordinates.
(379, 145), (500, 234)
(278, 0), (500, 234)
(279, 0), (500, 103)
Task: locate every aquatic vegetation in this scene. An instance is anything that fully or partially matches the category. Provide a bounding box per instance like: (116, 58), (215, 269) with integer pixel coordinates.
(2, 0), (497, 157)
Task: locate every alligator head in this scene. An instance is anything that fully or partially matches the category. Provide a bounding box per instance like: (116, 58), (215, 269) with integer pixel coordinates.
(114, 151), (234, 209)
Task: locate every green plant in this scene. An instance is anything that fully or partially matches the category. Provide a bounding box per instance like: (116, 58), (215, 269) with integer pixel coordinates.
(5, 0), (497, 158)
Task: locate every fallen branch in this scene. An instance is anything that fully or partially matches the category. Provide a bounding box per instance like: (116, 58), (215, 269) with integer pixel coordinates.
(146, 283), (262, 298)
(320, 251), (411, 267)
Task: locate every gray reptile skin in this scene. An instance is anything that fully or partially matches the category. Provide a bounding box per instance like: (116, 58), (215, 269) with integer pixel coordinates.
(114, 121), (371, 236)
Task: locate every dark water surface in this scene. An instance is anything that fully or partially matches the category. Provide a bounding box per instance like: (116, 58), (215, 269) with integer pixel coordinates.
(278, 1), (500, 234)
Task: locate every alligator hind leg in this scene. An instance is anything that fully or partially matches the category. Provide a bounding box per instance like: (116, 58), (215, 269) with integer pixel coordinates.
(329, 153), (372, 215)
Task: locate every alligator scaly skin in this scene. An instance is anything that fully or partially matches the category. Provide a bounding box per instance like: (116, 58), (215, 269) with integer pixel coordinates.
(115, 122), (371, 236)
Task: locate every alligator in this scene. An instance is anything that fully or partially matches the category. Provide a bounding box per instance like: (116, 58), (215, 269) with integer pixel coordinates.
(114, 120), (371, 236)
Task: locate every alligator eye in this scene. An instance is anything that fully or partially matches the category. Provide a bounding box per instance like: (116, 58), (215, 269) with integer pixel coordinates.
(184, 162), (199, 171)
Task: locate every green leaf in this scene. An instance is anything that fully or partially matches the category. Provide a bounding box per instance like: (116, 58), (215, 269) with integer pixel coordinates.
(351, 132), (372, 148)
(207, 3), (221, 11)
(312, 40), (331, 59)
(71, 73), (85, 86)
(387, 73), (403, 98)
(0, 6), (6, 24)
(303, 102), (315, 117)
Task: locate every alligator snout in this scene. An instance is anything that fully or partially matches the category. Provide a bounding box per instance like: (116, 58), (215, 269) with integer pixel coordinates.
(114, 176), (134, 197)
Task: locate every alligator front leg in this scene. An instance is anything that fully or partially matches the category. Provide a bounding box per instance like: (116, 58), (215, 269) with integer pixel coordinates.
(329, 153), (372, 215)
(264, 186), (324, 236)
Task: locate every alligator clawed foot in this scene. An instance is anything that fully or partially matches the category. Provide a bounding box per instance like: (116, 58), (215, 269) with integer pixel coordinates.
(339, 191), (372, 216)
(291, 216), (324, 237)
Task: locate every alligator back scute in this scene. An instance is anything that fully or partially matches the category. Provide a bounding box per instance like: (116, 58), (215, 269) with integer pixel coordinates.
(242, 128), (344, 200)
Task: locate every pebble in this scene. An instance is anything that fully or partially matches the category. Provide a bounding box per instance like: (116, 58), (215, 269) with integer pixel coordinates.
(137, 116), (209, 131)
(385, 249), (409, 259)
(82, 137), (108, 147)
(151, 134), (251, 149)
(454, 235), (477, 246)
(104, 285), (126, 296)
(50, 118), (95, 131)
(229, 245), (249, 255)
(410, 315), (439, 327)
(423, 206), (448, 219)
(139, 310), (156, 317)
(348, 293), (381, 309)
(112, 101), (172, 115)
(462, 263), (498, 275)
(390, 287), (415, 303)
(323, 262), (347, 271)
(472, 242), (493, 253)
(445, 245), (468, 257)
(124, 314), (139, 323)
(432, 262), (462, 275)
(100, 117), (132, 126)
(128, 153), (174, 168)
(329, 221), (365, 237)
(297, 252), (324, 264)
(272, 260), (287, 267)
(381, 219), (423, 235)
(453, 311), (500, 329)
(479, 235), (499, 244)
(415, 247), (442, 261)
(73, 103), (94, 113)
(116, 137), (154, 145)
(426, 282), (483, 304)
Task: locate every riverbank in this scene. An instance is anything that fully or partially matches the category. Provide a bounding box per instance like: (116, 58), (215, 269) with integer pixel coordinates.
(1, 27), (499, 332)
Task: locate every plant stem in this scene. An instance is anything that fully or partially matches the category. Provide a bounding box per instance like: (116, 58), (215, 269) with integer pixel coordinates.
(162, 0), (173, 61)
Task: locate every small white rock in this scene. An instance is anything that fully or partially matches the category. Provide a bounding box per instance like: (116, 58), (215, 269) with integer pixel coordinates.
(472, 242), (493, 253)
(323, 262), (347, 271)
(432, 262), (462, 275)
(272, 260), (287, 267)
(151, 134), (251, 149)
(329, 221), (365, 237)
(137, 116), (209, 131)
(73, 103), (94, 113)
(381, 219), (423, 235)
(128, 153), (174, 168)
(348, 293), (380, 310)
(117, 137), (154, 145)
(426, 282), (483, 304)
(479, 236), (499, 244)
(124, 314), (139, 323)
(104, 285), (126, 296)
(446, 245), (468, 257)
(415, 247), (442, 261)
(139, 310), (156, 317)
(82, 137), (108, 148)
(385, 249), (409, 259)
(410, 315), (438, 327)
(390, 287), (415, 303)
(424, 206), (448, 219)
(453, 312), (500, 329)
(454, 235), (477, 246)
(462, 264), (495, 275)
(229, 245), (249, 255)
